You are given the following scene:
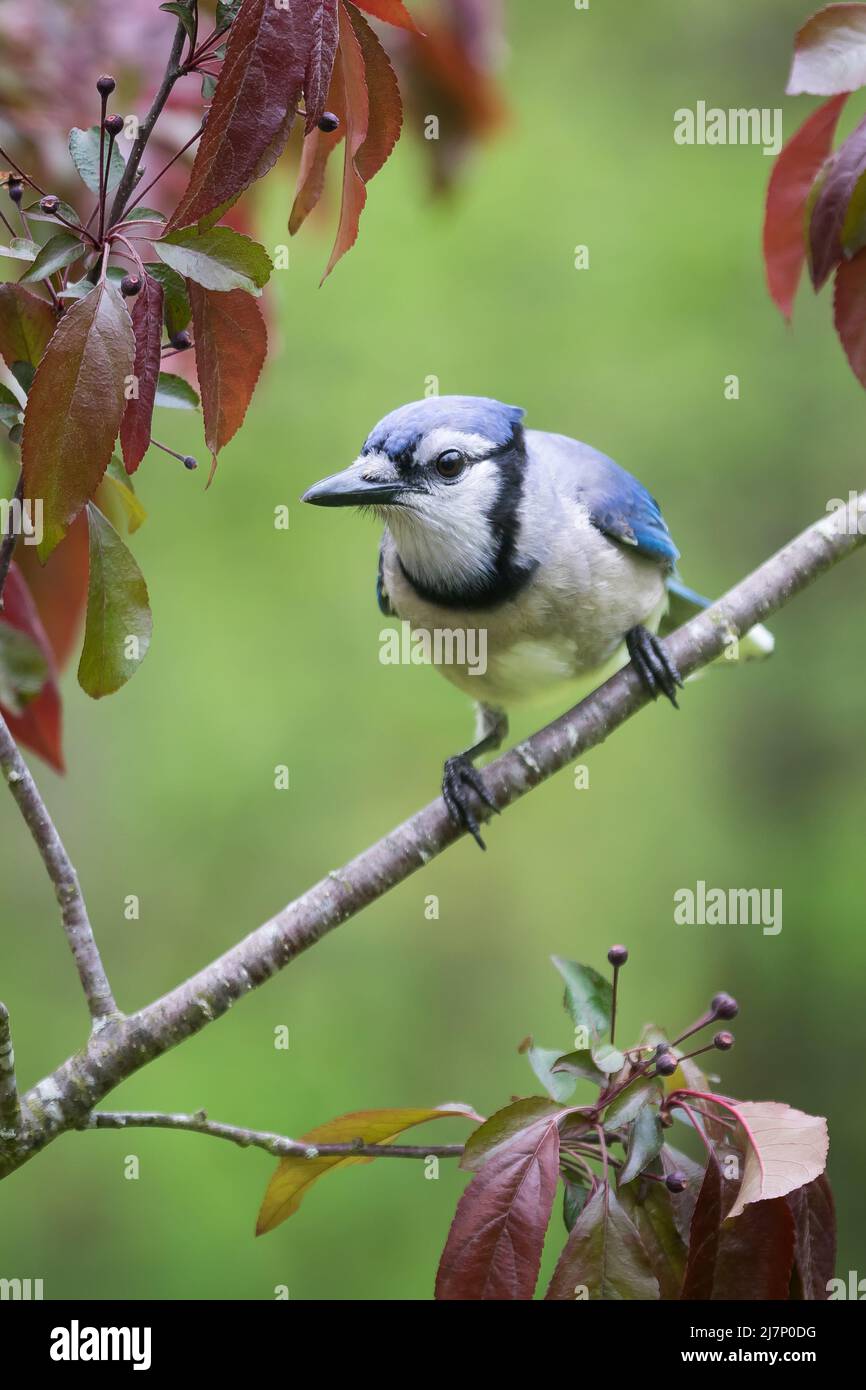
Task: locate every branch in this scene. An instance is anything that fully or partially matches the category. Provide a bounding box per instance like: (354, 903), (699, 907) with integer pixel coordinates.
(85, 1111), (464, 1160)
(0, 1004), (20, 1138)
(0, 715), (118, 1025)
(105, 19), (188, 229)
(3, 491), (865, 1177)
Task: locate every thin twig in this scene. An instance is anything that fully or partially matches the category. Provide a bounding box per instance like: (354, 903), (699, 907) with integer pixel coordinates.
(0, 714), (119, 1025)
(105, 19), (188, 228)
(0, 1004), (20, 1138)
(123, 122), (204, 217)
(3, 491), (866, 1177)
(85, 1111), (464, 1160)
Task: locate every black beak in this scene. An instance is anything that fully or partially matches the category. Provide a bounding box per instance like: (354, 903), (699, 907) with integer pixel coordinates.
(301, 464), (408, 508)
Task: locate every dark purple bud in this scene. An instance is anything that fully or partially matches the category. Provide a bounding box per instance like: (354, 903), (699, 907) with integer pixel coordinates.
(120, 274), (142, 298)
(607, 945), (628, 967)
(183, 455), (198, 470)
(665, 1170), (688, 1193)
(714, 1030), (735, 1051)
(8, 179), (23, 205)
(317, 111), (340, 133)
(655, 1051), (678, 1076)
(104, 114), (124, 138)
(96, 75), (116, 98)
(711, 993), (739, 1020)
(170, 330), (192, 350)
(39, 195), (60, 214)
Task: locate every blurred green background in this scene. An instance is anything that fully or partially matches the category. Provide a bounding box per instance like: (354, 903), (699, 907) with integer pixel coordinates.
(2, 0), (865, 1299)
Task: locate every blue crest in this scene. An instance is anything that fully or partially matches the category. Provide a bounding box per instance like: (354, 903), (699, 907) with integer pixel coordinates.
(363, 396), (525, 460)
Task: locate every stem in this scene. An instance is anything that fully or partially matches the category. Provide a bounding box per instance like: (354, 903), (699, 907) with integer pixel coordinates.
(610, 964), (621, 1047)
(2, 490), (866, 1177)
(0, 471), (24, 609)
(123, 122), (203, 217)
(0, 202), (15, 237)
(670, 1010), (716, 1050)
(0, 712), (119, 1026)
(106, 19), (188, 228)
(97, 92), (109, 243)
(0, 1004), (20, 1138)
(84, 1111), (464, 1160)
(0, 146), (47, 196)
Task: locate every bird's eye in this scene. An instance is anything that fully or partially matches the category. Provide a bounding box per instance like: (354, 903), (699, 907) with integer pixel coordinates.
(434, 449), (465, 479)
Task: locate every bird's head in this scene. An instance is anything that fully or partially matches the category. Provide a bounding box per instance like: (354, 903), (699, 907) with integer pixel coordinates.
(302, 395), (528, 603)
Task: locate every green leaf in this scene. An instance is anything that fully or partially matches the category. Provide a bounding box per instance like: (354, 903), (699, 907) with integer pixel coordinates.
(94, 459), (147, 534)
(546, 1186), (660, 1300)
(69, 125), (125, 196)
(550, 1049), (607, 1087)
(619, 1105), (664, 1185)
(154, 226), (272, 295)
(0, 623), (48, 715)
(592, 1043), (626, 1074)
(604, 1077), (662, 1129)
(0, 283), (58, 367)
(562, 1177), (591, 1233)
(216, 0), (243, 25)
(0, 383), (22, 429)
(78, 504), (151, 698)
(62, 266), (127, 301)
(0, 239), (39, 262)
(155, 372), (199, 410)
(551, 956), (612, 1044)
(527, 1045), (577, 1103)
(617, 1180), (688, 1298)
(18, 232), (85, 284)
(24, 199), (82, 227)
(159, 1), (196, 42)
(145, 262), (190, 338)
(10, 362), (35, 395)
(121, 207), (167, 225)
(460, 1097), (566, 1172)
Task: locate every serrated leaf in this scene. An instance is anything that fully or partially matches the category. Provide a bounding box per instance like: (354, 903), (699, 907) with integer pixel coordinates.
(546, 1186), (659, 1300)
(0, 383), (22, 428)
(787, 1175), (836, 1300)
(617, 1180), (687, 1299)
(460, 1097), (567, 1172)
(436, 1110), (561, 1299)
(69, 125), (125, 195)
(563, 1176), (591, 1233)
(551, 956), (612, 1044)
(527, 1044), (577, 1103)
(189, 282), (266, 478)
(834, 246), (866, 386)
(787, 3), (866, 96)
(18, 232), (85, 285)
(681, 1152), (796, 1299)
(550, 1049), (607, 1087)
(155, 372), (199, 410)
(159, 1), (196, 42)
(592, 1043), (625, 1074)
(119, 271), (163, 474)
(121, 207), (167, 225)
(304, 0), (339, 132)
(764, 93), (848, 319)
(722, 1100), (829, 1221)
(353, 0), (420, 32)
(256, 1103), (479, 1235)
(0, 284), (58, 368)
(145, 262), (190, 338)
(24, 198), (82, 227)
(619, 1105), (664, 1185)
(604, 1077), (662, 1129)
(77, 503), (151, 698)
(154, 226), (272, 295)
(94, 461), (146, 535)
(21, 280), (135, 561)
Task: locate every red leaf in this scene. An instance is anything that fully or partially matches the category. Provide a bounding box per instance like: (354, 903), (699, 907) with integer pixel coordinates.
(764, 93), (848, 318)
(290, 44), (348, 234)
(833, 247), (866, 384)
(435, 1114), (560, 1300)
(351, 0), (420, 32)
(189, 283), (267, 480)
(305, 0), (340, 133)
(0, 282), (58, 368)
(680, 1154), (795, 1300)
(809, 114), (866, 291)
(167, 0), (316, 233)
(787, 1175), (837, 1300)
(0, 564), (63, 772)
(21, 280), (135, 561)
(120, 272), (164, 475)
(787, 2), (866, 96)
(13, 513), (89, 670)
(322, 2), (402, 281)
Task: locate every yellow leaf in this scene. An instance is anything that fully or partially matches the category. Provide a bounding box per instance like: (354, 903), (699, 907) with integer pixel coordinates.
(256, 1103), (481, 1236)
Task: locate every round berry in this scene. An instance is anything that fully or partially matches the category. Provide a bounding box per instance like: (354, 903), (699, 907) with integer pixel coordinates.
(120, 275), (142, 298)
(97, 75), (117, 98)
(183, 455), (198, 470)
(711, 993), (739, 1020)
(714, 1030), (735, 1051)
(104, 114), (124, 137)
(317, 111), (340, 133)
(170, 330), (192, 350)
(607, 945), (628, 967)
(39, 194), (60, 214)
(665, 1170), (687, 1193)
(8, 180), (23, 205)
(655, 1051), (678, 1076)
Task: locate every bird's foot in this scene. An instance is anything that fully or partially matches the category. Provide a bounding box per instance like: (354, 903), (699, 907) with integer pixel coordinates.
(442, 754), (499, 851)
(626, 625), (683, 708)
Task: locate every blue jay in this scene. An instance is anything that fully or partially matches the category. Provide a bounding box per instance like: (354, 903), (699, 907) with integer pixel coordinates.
(303, 396), (772, 848)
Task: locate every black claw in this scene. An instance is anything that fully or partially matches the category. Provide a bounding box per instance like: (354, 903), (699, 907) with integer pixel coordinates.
(442, 754), (497, 850)
(626, 626), (683, 709)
